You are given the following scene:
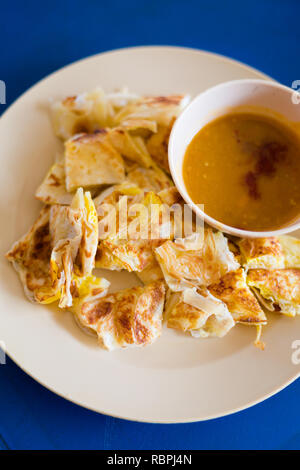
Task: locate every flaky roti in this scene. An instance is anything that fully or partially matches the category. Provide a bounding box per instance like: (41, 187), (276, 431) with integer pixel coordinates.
(65, 129), (125, 191)
(6, 207), (60, 304)
(97, 188), (172, 272)
(146, 121), (174, 173)
(247, 269), (300, 316)
(71, 281), (166, 350)
(238, 237), (285, 270)
(278, 235), (300, 268)
(166, 288), (234, 338)
(52, 88), (115, 140)
(155, 230), (239, 291)
(108, 127), (153, 168)
(48, 188), (98, 307)
(209, 268), (267, 324)
(35, 161), (73, 205)
(65, 131), (125, 192)
(127, 164), (173, 192)
(136, 260), (164, 285)
(114, 95), (189, 127)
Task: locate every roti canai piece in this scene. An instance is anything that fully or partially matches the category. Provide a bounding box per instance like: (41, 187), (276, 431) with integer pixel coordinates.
(126, 164), (173, 192)
(69, 273), (110, 317)
(114, 95), (190, 172)
(102, 192), (171, 272)
(227, 239), (243, 265)
(247, 268), (300, 316)
(65, 130), (126, 192)
(95, 184), (172, 272)
(52, 87), (146, 141)
(6, 207), (60, 304)
(278, 235), (300, 268)
(74, 188), (99, 276)
(155, 230), (240, 292)
(94, 183), (143, 270)
(95, 244), (124, 271)
(165, 287), (235, 338)
(157, 186), (182, 206)
(238, 235), (300, 270)
(114, 94), (189, 128)
(49, 202), (82, 307)
(70, 281), (166, 350)
(146, 118), (175, 173)
(237, 237), (285, 270)
(119, 118), (157, 137)
(208, 268), (267, 325)
(95, 184), (143, 271)
(136, 259), (164, 285)
(108, 126), (154, 168)
(52, 88), (116, 140)
(47, 188), (99, 307)
(35, 160), (74, 205)
(6, 187), (101, 308)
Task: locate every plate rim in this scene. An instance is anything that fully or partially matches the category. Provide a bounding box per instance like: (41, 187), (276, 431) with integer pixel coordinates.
(1, 45), (299, 424)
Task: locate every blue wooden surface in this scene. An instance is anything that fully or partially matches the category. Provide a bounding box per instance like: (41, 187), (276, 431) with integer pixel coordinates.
(0, 0), (300, 450)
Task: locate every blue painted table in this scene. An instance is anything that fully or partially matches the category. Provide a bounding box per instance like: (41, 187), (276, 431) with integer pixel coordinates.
(0, 0), (299, 450)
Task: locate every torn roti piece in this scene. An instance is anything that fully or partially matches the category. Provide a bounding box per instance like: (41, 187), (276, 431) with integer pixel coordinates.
(48, 191), (83, 307)
(165, 288), (234, 338)
(114, 94), (190, 172)
(35, 160), (73, 205)
(52, 88), (116, 140)
(96, 187), (172, 272)
(108, 127), (154, 168)
(227, 239), (243, 265)
(6, 188), (100, 307)
(238, 235), (300, 270)
(136, 259), (164, 285)
(208, 268), (267, 324)
(247, 268), (300, 316)
(69, 274), (110, 313)
(65, 131), (125, 192)
(119, 118), (157, 136)
(49, 188), (99, 307)
(6, 207), (60, 304)
(70, 281), (166, 350)
(50, 188), (98, 308)
(75, 188), (99, 276)
(278, 235), (300, 268)
(114, 95), (189, 128)
(126, 164), (173, 192)
(95, 242), (124, 271)
(157, 186), (182, 206)
(94, 183), (143, 270)
(146, 119), (175, 173)
(155, 230), (239, 291)
(237, 237), (285, 270)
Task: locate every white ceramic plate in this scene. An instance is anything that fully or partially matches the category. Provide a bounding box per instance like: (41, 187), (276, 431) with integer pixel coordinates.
(0, 46), (299, 423)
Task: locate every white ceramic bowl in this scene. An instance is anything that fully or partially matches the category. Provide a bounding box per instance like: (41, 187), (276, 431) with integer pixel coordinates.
(169, 78), (300, 238)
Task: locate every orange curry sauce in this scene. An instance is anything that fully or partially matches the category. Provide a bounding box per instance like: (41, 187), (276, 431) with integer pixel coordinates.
(183, 112), (300, 231)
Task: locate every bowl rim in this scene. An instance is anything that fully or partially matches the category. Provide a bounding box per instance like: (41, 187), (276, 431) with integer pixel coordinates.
(168, 78), (300, 238)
